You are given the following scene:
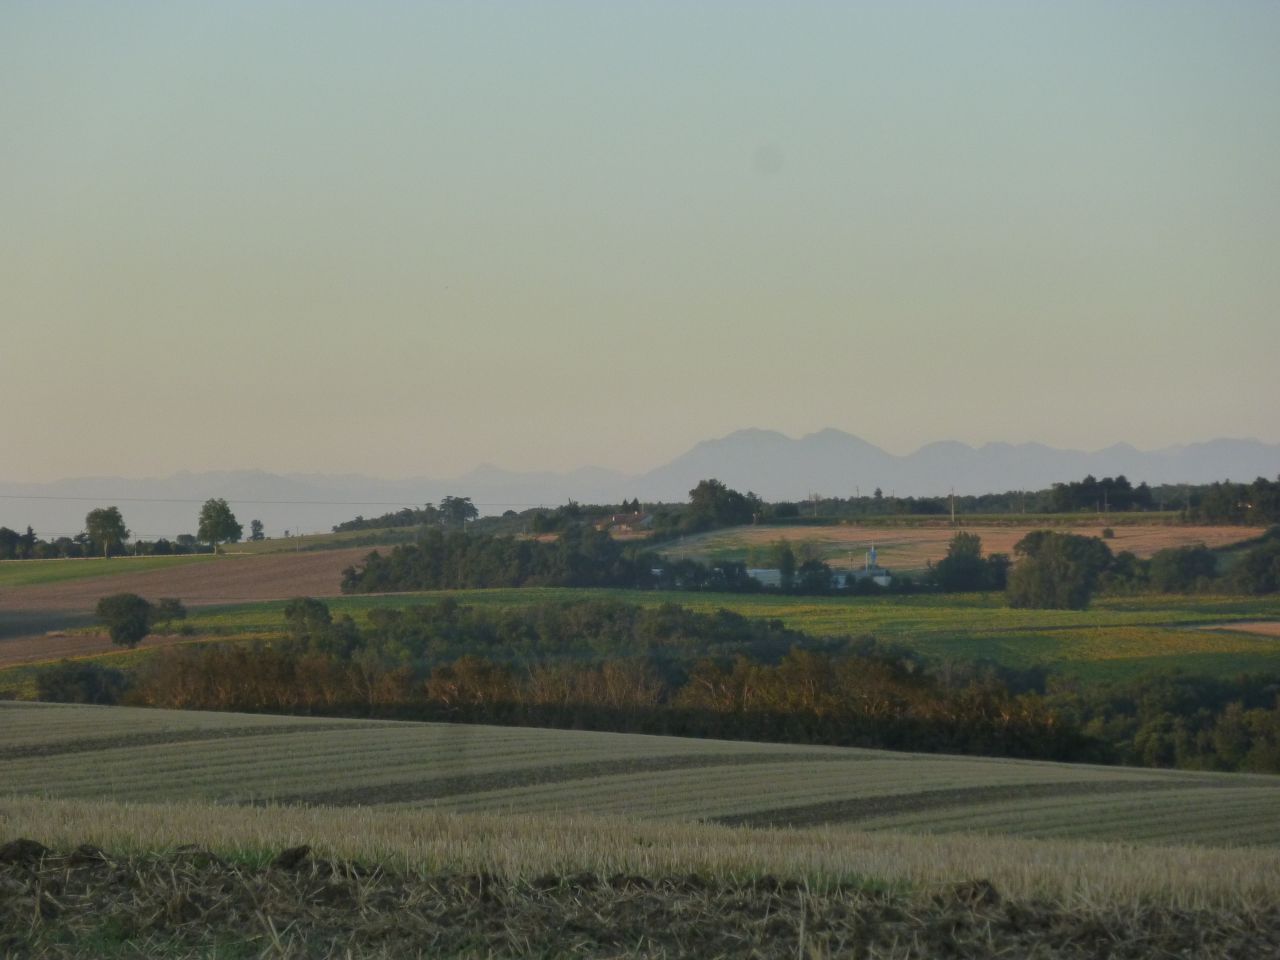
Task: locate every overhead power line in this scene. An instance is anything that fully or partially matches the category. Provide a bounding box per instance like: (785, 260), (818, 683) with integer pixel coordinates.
(0, 494), (554, 507)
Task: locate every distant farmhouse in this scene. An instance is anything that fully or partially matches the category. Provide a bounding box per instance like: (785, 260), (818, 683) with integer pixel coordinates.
(847, 545), (893, 588)
(746, 568), (784, 589)
(749, 546), (892, 590)
(595, 512), (654, 534)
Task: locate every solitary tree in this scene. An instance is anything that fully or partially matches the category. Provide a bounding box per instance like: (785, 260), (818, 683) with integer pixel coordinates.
(250, 519), (265, 541)
(85, 507), (129, 558)
(439, 496), (479, 528)
(932, 532), (1001, 592)
(95, 592), (152, 647)
(1006, 531), (1112, 610)
(197, 498), (243, 553)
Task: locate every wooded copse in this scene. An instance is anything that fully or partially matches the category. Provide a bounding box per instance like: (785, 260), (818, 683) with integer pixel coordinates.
(0, 498), (251, 559)
(36, 596), (1280, 773)
(340, 523), (1280, 604)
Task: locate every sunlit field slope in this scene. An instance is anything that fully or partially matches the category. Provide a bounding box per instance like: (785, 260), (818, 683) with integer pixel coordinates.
(5, 702), (1279, 847)
(669, 521), (1266, 572)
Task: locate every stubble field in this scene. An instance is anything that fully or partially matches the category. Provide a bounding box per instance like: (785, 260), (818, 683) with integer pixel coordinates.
(6, 701), (1280, 848)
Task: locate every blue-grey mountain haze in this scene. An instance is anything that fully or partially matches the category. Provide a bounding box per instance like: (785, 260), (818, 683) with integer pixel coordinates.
(3, 4), (1276, 497)
(3, 430), (1278, 539)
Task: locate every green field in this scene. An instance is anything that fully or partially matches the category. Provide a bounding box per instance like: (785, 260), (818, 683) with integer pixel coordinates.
(222, 526), (420, 555)
(176, 587), (1280, 681)
(0, 554), (212, 588)
(5, 701), (1279, 848)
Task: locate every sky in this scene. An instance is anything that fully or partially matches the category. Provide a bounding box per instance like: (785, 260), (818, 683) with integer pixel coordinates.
(3, 2), (1278, 483)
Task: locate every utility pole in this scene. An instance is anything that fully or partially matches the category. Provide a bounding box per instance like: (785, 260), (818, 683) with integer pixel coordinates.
(950, 488), (956, 526)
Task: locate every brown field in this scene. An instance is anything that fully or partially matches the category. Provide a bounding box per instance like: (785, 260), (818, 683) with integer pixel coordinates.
(671, 523), (1265, 572)
(0, 630), (210, 669)
(0, 548), (369, 657)
(1202, 620), (1280, 637)
(0, 548), (366, 615)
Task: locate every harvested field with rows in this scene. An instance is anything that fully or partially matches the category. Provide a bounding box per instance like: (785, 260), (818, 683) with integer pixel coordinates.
(5, 702), (1280, 847)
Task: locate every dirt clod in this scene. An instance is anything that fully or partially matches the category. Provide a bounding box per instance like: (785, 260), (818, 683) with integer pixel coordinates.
(1, 843), (1277, 959)
(0, 838), (49, 865)
(271, 844), (312, 870)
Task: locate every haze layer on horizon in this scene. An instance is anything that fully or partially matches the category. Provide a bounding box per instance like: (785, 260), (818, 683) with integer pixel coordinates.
(4, 2), (1278, 483)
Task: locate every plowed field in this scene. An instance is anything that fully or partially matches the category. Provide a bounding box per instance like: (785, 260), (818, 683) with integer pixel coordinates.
(0, 549), (370, 653)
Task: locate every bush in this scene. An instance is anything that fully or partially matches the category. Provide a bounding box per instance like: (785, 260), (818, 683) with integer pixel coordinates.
(1148, 545), (1217, 592)
(149, 598), (187, 631)
(95, 593), (153, 648)
(35, 661), (129, 704)
(1229, 539), (1280, 595)
(1102, 527), (1115, 539)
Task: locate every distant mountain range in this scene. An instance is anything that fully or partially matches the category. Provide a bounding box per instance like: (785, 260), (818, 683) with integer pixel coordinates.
(4, 430), (1279, 539)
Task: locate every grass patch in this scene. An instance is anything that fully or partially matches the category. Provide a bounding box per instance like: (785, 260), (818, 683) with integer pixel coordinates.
(175, 588), (1280, 681)
(0, 555), (213, 588)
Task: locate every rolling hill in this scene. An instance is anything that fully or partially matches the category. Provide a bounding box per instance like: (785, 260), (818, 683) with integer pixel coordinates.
(6, 701), (1279, 847)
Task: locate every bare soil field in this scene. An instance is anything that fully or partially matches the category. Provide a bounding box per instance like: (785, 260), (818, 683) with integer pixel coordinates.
(1202, 620), (1280, 637)
(4, 841), (1277, 959)
(0, 548), (366, 616)
(672, 523), (1265, 572)
(0, 630), (207, 669)
(0, 549), (370, 656)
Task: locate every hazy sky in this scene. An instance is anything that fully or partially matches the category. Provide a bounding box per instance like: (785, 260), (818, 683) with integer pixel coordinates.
(4, 2), (1278, 482)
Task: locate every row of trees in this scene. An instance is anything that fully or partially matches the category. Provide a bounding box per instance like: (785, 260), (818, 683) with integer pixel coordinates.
(1047, 475), (1154, 513)
(0, 499), (254, 559)
(42, 595), (1280, 773)
(343, 519), (1280, 605)
(343, 525), (654, 592)
(59, 597), (1095, 763)
(1187, 477), (1280, 525)
(1005, 528), (1280, 608)
(332, 496), (480, 534)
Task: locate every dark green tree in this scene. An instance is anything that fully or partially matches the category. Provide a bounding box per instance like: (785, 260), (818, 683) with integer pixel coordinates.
(774, 540), (797, 591)
(686, 479), (757, 532)
(35, 661), (129, 704)
(149, 598), (187, 631)
(95, 592), (153, 647)
(1229, 537), (1280, 595)
(1148, 545), (1217, 592)
(249, 519), (265, 541)
(439, 496), (479, 528)
(933, 532), (987, 591)
(197, 498), (242, 552)
(1006, 531), (1113, 609)
(85, 506), (129, 558)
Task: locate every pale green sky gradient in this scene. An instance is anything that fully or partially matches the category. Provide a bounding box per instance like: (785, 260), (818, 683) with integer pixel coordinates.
(3, 2), (1278, 482)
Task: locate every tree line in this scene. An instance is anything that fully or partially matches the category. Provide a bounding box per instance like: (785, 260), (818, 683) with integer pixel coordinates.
(38, 595), (1280, 773)
(1185, 477), (1280, 525)
(44, 596), (1094, 763)
(0, 499), (257, 559)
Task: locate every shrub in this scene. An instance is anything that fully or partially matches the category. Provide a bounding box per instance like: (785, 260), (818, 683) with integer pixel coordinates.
(35, 661), (129, 704)
(95, 593), (153, 648)
(149, 597), (187, 631)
